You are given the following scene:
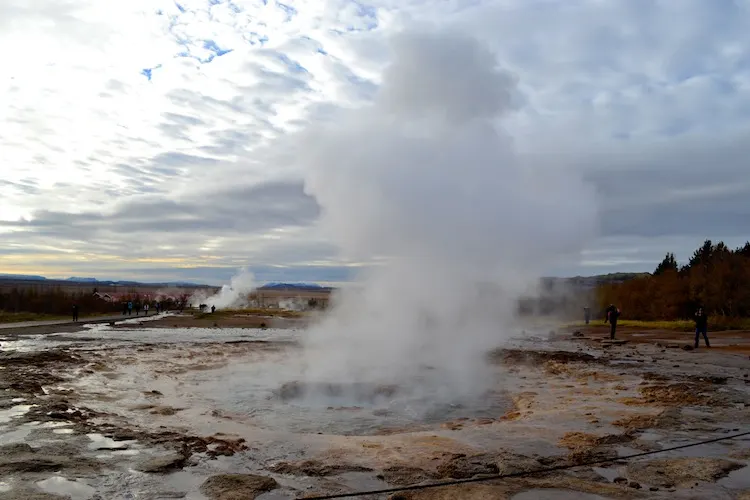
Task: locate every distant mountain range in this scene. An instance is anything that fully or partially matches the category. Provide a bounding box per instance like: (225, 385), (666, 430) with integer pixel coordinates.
(0, 272), (648, 291)
(0, 274), (207, 288)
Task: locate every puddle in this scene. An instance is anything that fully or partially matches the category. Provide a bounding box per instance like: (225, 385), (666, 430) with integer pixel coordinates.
(0, 404), (36, 424)
(511, 489), (615, 500)
(53, 428), (75, 434)
(87, 433), (134, 450)
(40, 421), (73, 429)
(718, 464), (750, 489)
(36, 476), (96, 500)
(0, 426), (33, 444)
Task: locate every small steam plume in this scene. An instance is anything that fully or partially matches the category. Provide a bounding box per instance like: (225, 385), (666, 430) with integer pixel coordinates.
(290, 31), (598, 406)
(190, 268), (258, 310)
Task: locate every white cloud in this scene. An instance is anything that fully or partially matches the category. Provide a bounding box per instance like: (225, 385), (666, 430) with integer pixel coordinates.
(1, 0), (750, 283)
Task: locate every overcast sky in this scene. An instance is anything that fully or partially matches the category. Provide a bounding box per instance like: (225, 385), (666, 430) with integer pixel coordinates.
(1, 0), (749, 285)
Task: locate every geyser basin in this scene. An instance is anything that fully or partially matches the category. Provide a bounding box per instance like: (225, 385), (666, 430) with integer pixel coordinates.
(55, 327), (512, 437)
(181, 337), (512, 436)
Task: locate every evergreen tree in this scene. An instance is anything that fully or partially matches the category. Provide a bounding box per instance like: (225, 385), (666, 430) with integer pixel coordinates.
(654, 253), (678, 276)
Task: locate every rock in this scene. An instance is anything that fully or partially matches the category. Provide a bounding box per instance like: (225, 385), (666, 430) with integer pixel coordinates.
(0, 443), (34, 455)
(682, 345), (694, 351)
(0, 489), (70, 500)
(436, 454), (499, 479)
(109, 431), (138, 441)
(135, 453), (187, 473)
(567, 446), (618, 466)
(628, 481), (642, 489)
(496, 453), (557, 477)
(268, 459), (372, 477)
(0, 455), (69, 473)
(572, 331), (584, 338)
(613, 477), (628, 485)
(150, 406), (179, 416)
(378, 466), (438, 485)
(627, 458), (744, 487)
(649, 487), (659, 492)
(200, 474), (278, 500)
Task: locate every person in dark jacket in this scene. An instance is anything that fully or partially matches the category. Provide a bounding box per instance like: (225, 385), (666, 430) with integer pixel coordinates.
(604, 304), (620, 340)
(694, 306), (710, 348)
(72, 304), (79, 322)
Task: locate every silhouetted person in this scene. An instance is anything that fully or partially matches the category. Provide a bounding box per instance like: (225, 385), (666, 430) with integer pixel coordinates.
(584, 307), (591, 325)
(122, 302), (128, 315)
(694, 306), (710, 348)
(128, 301), (133, 316)
(211, 305), (216, 314)
(135, 302), (141, 316)
(72, 304), (79, 322)
(604, 304), (620, 340)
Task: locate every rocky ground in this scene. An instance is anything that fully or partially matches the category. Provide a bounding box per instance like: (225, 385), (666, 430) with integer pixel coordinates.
(0, 322), (748, 499)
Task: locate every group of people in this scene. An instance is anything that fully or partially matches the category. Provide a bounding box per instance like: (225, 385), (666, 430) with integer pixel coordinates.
(70, 301), (166, 322)
(122, 301), (163, 316)
(592, 304), (710, 348)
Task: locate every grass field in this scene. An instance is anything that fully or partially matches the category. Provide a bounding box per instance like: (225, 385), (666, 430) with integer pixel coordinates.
(0, 312), (115, 324)
(568, 318), (750, 332)
(0, 312), (69, 324)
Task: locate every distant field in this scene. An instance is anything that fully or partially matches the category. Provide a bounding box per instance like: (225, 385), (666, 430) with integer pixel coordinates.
(568, 318), (750, 332)
(193, 308), (306, 320)
(0, 311), (116, 324)
(0, 312), (69, 324)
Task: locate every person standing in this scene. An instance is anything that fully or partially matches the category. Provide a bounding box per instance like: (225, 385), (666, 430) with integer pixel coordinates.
(694, 306), (710, 348)
(144, 303), (149, 316)
(584, 307), (591, 325)
(604, 304), (620, 340)
(128, 301), (133, 316)
(72, 304), (79, 322)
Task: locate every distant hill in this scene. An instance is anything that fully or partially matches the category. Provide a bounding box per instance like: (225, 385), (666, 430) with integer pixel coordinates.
(0, 274), (47, 281)
(543, 273), (648, 290)
(259, 282), (334, 291)
(0, 274), (206, 288)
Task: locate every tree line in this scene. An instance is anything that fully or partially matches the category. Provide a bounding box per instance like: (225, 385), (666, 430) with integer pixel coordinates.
(597, 240), (750, 320)
(0, 287), (190, 317)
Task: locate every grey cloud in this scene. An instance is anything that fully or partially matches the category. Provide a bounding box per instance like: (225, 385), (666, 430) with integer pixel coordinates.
(0, 178), (40, 195)
(582, 131), (750, 238)
(1, 180), (320, 240)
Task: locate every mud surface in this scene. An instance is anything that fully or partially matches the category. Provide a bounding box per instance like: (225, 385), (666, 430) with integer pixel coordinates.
(0, 321), (748, 499)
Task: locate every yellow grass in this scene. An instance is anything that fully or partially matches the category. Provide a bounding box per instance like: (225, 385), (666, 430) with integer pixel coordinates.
(0, 312), (113, 324)
(568, 318), (750, 332)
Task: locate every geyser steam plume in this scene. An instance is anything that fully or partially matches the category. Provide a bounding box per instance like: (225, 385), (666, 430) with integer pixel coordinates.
(296, 31), (598, 402)
(191, 268), (258, 310)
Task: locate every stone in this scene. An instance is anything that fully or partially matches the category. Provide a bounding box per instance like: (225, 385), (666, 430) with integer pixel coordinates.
(627, 458), (744, 487)
(135, 453), (187, 473)
(436, 454), (499, 479)
(378, 466), (437, 485)
(200, 474), (278, 500)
